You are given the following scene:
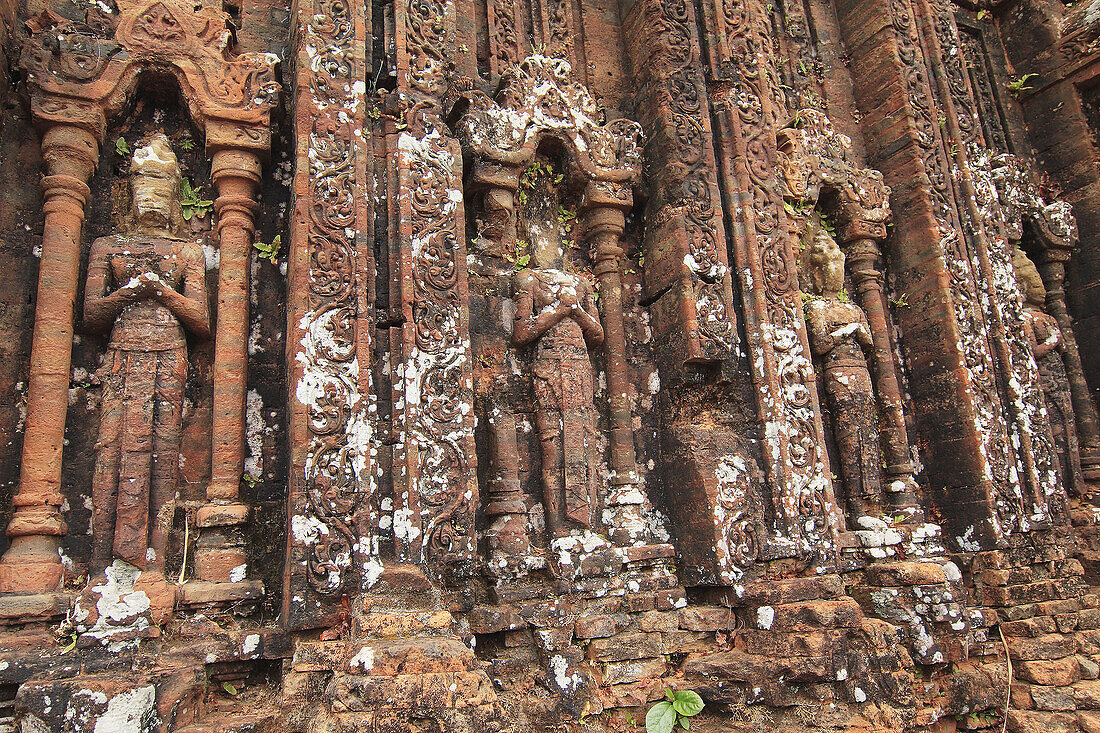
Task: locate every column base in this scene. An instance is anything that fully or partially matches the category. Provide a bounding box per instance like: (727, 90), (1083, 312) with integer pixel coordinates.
(0, 590), (73, 625)
(0, 534), (65, 594)
(178, 579), (264, 608)
(193, 502), (251, 584)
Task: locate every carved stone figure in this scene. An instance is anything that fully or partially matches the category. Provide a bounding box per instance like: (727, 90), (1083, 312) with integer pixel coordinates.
(1014, 246), (1085, 499)
(83, 134), (210, 575)
(801, 226), (881, 519)
(513, 198), (604, 538)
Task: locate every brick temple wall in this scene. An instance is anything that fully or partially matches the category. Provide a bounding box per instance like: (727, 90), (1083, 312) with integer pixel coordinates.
(0, 0), (1098, 731)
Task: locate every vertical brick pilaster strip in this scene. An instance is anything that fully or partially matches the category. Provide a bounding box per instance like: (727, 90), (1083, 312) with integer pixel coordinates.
(702, 0), (842, 547)
(834, 0), (1010, 545)
(284, 0), (376, 628)
(390, 0), (478, 576)
(914, 0), (1062, 526)
(621, 0), (739, 376)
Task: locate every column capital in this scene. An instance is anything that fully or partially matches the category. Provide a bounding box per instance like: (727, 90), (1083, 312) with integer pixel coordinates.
(40, 125), (99, 183)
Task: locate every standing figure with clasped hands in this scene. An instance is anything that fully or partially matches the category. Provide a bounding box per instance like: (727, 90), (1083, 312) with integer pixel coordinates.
(83, 134), (210, 577)
(801, 226), (882, 519)
(513, 233), (604, 538)
(1014, 245), (1085, 499)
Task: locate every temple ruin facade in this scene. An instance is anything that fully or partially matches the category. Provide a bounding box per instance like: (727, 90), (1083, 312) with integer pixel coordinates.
(1, 0), (1100, 730)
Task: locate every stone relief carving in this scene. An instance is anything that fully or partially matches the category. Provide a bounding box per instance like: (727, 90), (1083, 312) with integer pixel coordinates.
(512, 177), (605, 538)
(1014, 246), (1086, 500)
(992, 154), (1100, 497)
(776, 109), (922, 523)
(0, 0), (275, 599)
(84, 135), (210, 576)
(800, 226), (881, 520)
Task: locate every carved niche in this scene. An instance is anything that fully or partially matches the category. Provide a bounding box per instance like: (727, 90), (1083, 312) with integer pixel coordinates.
(455, 56), (670, 586)
(778, 109), (923, 527)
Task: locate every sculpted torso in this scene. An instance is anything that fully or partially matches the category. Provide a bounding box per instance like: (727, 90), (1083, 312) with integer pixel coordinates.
(86, 235), (208, 350)
(513, 267), (603, 351)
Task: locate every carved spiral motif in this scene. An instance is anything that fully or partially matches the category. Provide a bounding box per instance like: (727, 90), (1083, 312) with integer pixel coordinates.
(298, 0), (370, 597)
(716, 0), (830, 546)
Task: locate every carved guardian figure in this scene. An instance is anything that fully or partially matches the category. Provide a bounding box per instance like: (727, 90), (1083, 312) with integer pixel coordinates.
(1014, 246), (1085, 500)
(801, 226), (881, 519)
(83, 134), (210, 574)
(513, 220), (604, 538)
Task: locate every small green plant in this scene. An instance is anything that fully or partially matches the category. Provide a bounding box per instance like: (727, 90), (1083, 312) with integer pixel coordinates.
(116, 137), (130, 157)
(837, 286), (850, 303)
(1006, 73), (1038, 98)
(61, 630), (78, 653)
(180, 178), (214, 220)
(890, 293), (910, 308)
(243, 473), (260, 489)
(178, 136), (195, 151)
(221, 681), (239, 696)
(977, 8), (991, 20)
(646, 689), (704, 733)
(962, 709), (999, 728)
(254, 234), (282, 264)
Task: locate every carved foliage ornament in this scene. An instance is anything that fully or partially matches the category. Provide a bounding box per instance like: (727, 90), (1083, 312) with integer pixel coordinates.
(21, 0), (278, 136)
(392, 0), (479, 569)
(776, 109), (891, 240)
(458, 55), (643, 183)
(294, 0), (374, 598)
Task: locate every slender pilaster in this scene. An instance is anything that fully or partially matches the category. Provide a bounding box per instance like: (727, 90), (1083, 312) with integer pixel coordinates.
(194, 148), (261, 584)
(843, 237), (921, 514)
(584, 196), (645, 544)
(0, 124), (97, 594)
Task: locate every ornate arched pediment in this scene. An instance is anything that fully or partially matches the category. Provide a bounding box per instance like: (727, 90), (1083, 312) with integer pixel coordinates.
(456, 55), (643, 184)
(21, 0), (279, 149)
(990, 153), (1078, 251)
(776, 109), (891, 241)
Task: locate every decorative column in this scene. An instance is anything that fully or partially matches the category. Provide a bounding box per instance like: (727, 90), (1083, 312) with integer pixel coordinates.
(193, 149), (262, 585)
(1037, 250), (1100, 487)
(475, 173), (536, 571)
(0, 124), (98, 595)
(841, 234), (921, 514)
(582, 185), (646, 543)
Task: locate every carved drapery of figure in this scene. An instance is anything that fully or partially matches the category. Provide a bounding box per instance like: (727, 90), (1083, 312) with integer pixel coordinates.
(800, 227), (882, 519)
(0, 0), (275, 601)
(84, 135), (210, 574)
(1014, 247), (1087, 500)
(454, 55), (650, 550)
